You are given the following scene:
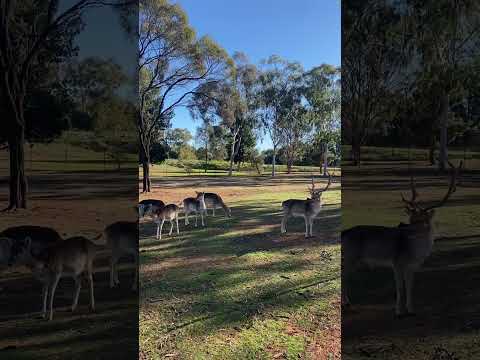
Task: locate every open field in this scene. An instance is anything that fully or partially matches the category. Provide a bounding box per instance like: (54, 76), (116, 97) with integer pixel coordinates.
(0, 144), (138, 358)
(139, 173), (341, 359)
(342, 160), (480, 360)
(141, 159), (340, 178)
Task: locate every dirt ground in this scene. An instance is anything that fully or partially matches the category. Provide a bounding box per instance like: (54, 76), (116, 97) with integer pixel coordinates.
(0, 169), (138, 359)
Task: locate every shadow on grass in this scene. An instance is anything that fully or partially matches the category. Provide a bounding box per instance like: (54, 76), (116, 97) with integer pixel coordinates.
(0, 266), (138, 359)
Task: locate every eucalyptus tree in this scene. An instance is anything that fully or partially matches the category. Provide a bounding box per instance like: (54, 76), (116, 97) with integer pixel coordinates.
(401, 0), (480, 170)
(138, 0), (231, 191)
(342, 1), (403, 166)
(303, 64), (341, 174)
(0, 0), (133, 209)
(257, 55), (304, 176)
(189, 52), (257, 176)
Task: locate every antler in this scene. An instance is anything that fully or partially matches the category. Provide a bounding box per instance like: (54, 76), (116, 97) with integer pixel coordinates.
(322, 172), (332, 192)
(401, 174), (420, 210)
(309, 173), (332, 195)
(423, 160), (463, 211)
(402, 161), (463, 212)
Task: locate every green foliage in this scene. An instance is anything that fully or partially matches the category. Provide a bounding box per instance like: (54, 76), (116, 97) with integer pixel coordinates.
(178, 145), (197, 161)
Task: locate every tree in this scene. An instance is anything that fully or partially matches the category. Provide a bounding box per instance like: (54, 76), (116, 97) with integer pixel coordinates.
(0, 0), (132, 209)
(138, 0), (231, 191)
(279, 103), (311, 173)
(165, 128), (193, 158)
(303, 64), (341, 174)
(63, 57), (127, 115)
(190, 52), (257, 176)
(342, 1), (402, 165)
(402, 0), (480, 170)
(257, 56), (304, 176)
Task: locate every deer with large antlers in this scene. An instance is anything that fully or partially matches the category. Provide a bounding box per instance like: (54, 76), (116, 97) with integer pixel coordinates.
(342, 161), (462, 317)
(281, 174), (332, 238)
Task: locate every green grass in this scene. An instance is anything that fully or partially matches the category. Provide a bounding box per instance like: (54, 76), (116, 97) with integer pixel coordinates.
(139, 177), (341, 359)
(145, 160), (340, 178)
(342, 145), (480, 162)
(0, 141), (137, 174)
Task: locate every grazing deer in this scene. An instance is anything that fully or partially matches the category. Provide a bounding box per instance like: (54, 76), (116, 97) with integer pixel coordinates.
(183, 192), (207, 227)
(196, 192), (231, 218)
(153, 204), (181, 240)
(281, 174), (332, 238)
(138, 199), (165, 218)
(342, 161), (462, 317)
(103, 221), (138, 291)
(12, 235), (106, 321)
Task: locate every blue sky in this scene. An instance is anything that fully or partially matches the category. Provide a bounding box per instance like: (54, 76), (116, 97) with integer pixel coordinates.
(74, 1), (340, 150)
(172, 0), (341, 149)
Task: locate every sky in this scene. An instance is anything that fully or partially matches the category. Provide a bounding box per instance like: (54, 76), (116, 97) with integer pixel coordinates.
(71, 1), (341, 150)
(172, 0), (341, 149)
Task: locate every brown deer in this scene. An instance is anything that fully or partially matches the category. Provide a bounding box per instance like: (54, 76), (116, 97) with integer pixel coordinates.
(281, 174), (332, 238)
(342, 161), (462, 316)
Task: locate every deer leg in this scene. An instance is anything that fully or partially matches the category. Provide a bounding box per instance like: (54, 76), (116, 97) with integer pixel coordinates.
(281, 214), (288, 233)
(194, 211), (198, 227)
(41, 282), (48, 318)
(212, 207), (215, 217)
(185, 211), (189, 226)
(309, 218), (314, 237)
(87, 264), (95, 312)
(393, 265), (406, 316)
(110, 251), (120, 288)
(405, 267), (416, 315)
(71, 276), (82, 312)
(169, 220), (174, 235)
(304, 217), (309, 238)
(48, 273), (61, 321)
(201, 210), (205, 226)
(157, 219), (165, 240)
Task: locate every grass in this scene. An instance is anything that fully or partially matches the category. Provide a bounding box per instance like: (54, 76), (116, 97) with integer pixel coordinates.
(0, 141), (137, 175)
(139, 173), (341, 359)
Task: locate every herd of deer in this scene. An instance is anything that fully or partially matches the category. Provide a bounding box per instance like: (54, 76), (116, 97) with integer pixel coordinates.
(0, 162), (462, 322)
(0, 221), (138, 321)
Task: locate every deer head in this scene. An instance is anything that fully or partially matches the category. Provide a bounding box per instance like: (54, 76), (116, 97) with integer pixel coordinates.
(308, 173), (332, 201)
(401, 161), (462, 225)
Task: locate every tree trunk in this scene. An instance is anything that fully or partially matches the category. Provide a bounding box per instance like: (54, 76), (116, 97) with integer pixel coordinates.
(323, 150), (328, 176)
(438, 92), (449, 171)
(142, 161), (151, 192)
(352, 139), (361, 166)
(287, 154), (293, 174)
(228, 137), (236, 177)
(272, 145), (277, 177)
(8, 127), (28, 209)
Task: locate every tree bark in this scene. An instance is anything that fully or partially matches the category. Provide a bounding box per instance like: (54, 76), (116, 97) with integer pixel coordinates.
(351, 138), (361, 166)
(142, 160), (151, 192)
(7, 126), (28, 209)
(271, 145), (277, 177)
(228, 137), (235, 177)
(438, 92), (449, 171)
(323, 150), (328, 176)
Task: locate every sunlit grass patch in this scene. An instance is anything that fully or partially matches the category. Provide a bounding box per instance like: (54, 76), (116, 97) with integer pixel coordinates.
(139, 175), (341, 359)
